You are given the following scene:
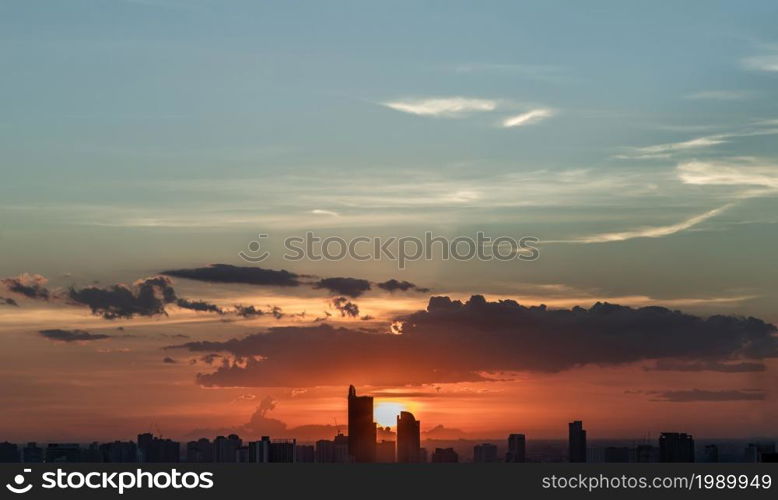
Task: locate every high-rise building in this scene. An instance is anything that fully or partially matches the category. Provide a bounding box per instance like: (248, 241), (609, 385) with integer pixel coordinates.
(45, 443), (82, 463)
(604, 446), (630, 463)
(473, 443), (498, 463)
(248, 436), (271, 463)
(704, 444), (719, 463)
(213, 434), (241, 463)
(635, 444), (659, 463)
(431, 448), (459, 463)
(296, 444), (315, 463)
(99, 441), (137, 463)
(506, 434), (526, 462)
(396, 411), (421, 463)
(376, 440), (395, 463)
(186, 438), (213, 463)
(347, 385), (376, 463)
(0, 442), (19, 462)
(269, 439), (296, 463)
(22, 443), (43, 463)
(659, 433), (695, 463)
(568, 421), (587, 463)
(137, 433), (180, 463)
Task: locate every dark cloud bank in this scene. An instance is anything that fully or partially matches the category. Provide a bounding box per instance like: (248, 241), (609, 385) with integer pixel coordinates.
(39, 329), (110, 343)
(163, 264), (301, 287)
(1, 273), (50, 300)
(170, 295), (778, 387)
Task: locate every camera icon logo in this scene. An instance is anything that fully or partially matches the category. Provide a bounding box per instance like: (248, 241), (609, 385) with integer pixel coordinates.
(6, 469), (33, 494)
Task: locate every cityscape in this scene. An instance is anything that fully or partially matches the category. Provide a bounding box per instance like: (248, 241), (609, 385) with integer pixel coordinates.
(1, 386), (776, 464)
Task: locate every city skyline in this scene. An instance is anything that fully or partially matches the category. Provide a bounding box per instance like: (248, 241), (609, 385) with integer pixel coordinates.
(1, 386), (776, 464)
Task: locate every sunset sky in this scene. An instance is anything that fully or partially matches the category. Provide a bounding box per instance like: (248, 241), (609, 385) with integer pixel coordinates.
(1, 0), (778, 443)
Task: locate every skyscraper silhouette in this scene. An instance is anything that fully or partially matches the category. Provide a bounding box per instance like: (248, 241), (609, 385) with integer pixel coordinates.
(347, 385), (376, 463)
(659, 433), (694, 462)
(568, 421), (587, 462)
(396, 411), (421, 463)
(506, 434), (526, 462)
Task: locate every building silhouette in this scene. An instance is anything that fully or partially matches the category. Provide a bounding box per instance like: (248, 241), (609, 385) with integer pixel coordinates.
(22, 442), (43, 463)
(473, 443), (498, 463)
(269, 439), (296, 463)
(137, 433), (180, 463)
(99, 441), (137, 463)
(745, 442), (775, 463)
(296, 444), (315, 463)
(214, 434), (242, 463)
(431, 448), (459, 463)
(396, 411), (421, 463)
(46, 443), (81, 463)
(604, 446), (630, 463)
(315, 433), (349, 463)
(0, 442), (19, 462)
(704, 444), (719, 463)
(635, 444), (659, 463)
(568, 421), (587, 462)
(659, 433), (694, 463)
(506, 434), (526, 462)
(347, 385), (376, 463)
(376, 440), (396, 463)
(186, 438), (213, 462)
(248, 436), (271, 463)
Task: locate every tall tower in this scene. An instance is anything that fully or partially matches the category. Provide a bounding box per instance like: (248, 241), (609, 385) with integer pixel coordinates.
(396, 411), (421, 463)
(568, 421), (587, 462)
(347, 385), (376, 463)
(506, 433), (526, 462)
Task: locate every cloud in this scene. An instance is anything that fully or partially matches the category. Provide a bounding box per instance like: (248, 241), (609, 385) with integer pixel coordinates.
(685, 90), (751, 100)
(39, 329), (110, 343)
(69, 275), (177, 320)
(742, 54), (778, 72)
(234, 304), (265, 318)
(614, 135), (727, 160)
(311, 209), (339, 216)
(176, 298), (224, 314)
(616, 127), (778, 160)
(162, 264), (301, 287)
(1, 297), (19, 307)
(677, 160), (778, 191)
(381, 97), (497, 117)
(1, 273), (50, 300)
(502, 108), (554, 128)
(648, 360), (766, 373)
(550, 204), (733, 244)
(377, 279), (430, 293)
(647, 389), (765, 403)
(162, 356), (177, 364)
(170, 295), (778, 387)
(313, 277), (371, 298)
(332, 297), (360, 318)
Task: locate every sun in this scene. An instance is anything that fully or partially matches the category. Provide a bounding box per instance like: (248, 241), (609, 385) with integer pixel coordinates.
(374, 402), (407, 428)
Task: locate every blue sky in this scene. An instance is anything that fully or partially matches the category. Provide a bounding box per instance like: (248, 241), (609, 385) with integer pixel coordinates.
(2, 0), (778, 317)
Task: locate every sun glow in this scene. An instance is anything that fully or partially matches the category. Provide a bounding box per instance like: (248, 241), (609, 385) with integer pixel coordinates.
(374, 402), (407, 427)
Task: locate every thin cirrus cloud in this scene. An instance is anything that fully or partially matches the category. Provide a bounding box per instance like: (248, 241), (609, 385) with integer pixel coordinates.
(501, 108), (554, 128)
(684, 90), (751, 101)
(380, 97), (497, 117)
(677, 160), (778, 191)
(547, 204), (733, 244)
(742, 54), (778, 72)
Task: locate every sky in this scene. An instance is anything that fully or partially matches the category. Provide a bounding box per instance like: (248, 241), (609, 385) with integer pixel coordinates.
(1, 0), (778, 442)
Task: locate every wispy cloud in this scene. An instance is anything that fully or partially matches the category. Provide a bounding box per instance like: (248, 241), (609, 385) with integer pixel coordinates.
(549, 204), (733, 244)
(615, 126), (778, 160)
(685, 90), (751, 100)
(501, 108), (554, 128)
(614, 135), (727, 159)
(677, 160), (778, 191)
(311, 209), (339, 216)
(742, 54), (778, 72)
(380, 97), (496, 117)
